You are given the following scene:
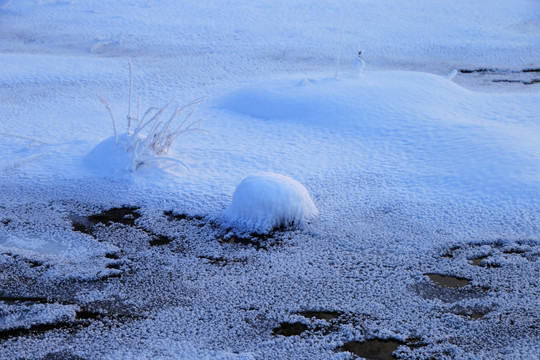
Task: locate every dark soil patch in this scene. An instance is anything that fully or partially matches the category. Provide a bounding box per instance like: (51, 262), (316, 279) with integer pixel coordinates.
(272, 322), (308, 336)
(425, 273), (471, 288)
(338, 339), (405, 360)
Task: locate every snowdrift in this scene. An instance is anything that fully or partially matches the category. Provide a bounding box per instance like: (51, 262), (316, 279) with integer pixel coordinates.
(219, 72), (540, 200)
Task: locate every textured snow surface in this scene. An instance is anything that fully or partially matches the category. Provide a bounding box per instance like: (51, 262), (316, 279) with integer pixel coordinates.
(0, 0), (539, 359)
(225, 172), (318, 232)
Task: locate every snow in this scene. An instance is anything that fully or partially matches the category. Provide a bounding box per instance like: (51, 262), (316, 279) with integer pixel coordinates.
(0, 0), (539, 359)
(225, 172), (318, 233)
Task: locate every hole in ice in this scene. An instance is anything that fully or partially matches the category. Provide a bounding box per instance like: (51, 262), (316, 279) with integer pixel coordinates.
(272, 322), (308, 337)
(338, 339), (405, 360)
(425, 273), (471, 288)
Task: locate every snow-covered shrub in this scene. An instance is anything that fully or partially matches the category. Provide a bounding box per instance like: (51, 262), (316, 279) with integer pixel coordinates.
(225, 172), (318, 233)
(92, 60), (205, 172)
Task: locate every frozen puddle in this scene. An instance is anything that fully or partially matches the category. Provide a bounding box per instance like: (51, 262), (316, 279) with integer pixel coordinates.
(339, 339), (405, 360)
(425, 273), (471, 288)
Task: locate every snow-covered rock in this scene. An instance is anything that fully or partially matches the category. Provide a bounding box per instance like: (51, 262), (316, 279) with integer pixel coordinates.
(225, 172), (318, 233)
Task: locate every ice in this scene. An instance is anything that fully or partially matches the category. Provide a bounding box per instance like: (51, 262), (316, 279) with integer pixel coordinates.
(0, 0), (539, 358)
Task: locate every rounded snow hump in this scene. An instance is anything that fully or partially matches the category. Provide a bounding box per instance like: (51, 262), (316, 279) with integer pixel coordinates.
(225, 172), (318, 233)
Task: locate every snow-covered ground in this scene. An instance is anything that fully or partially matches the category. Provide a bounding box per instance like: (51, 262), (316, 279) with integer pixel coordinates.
(0, 1), (539, 359)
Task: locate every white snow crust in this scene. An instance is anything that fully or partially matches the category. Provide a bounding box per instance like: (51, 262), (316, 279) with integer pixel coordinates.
(225, 172), (318, 232)
(0, 0), (539, 359)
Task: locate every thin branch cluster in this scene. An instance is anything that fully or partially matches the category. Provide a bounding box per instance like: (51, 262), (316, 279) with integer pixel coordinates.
(98, 60), (206, 171)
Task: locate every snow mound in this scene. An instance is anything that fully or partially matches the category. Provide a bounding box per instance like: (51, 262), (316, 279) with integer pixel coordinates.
(85, 133), (137, 175)
(225, 172), (318, 233)
(85, 132), (187, 177)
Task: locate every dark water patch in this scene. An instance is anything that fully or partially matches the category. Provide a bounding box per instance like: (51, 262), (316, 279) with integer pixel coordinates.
(451, 304), (491, 320)
(0, 295), (49, 304)
(470, 255), (490, 266)
(466, 311), (486, 320)
(492, 79), (521, 83)
(105, 253), (119, 260)
(149, 234), (173, 246)
(504, 249), (526, 255)
(0, 307), (111, 340)
(70, 215), (94, 236)
(425, 273), (471, 288)
(0, 321), (77, 340)
(405, 337), (427, 349)
(87, 206), (140, 227)
(440, 246), (460, 259)
(480, 262), (501, 269)
(40, 351), (87, 360)
(492, 79), (539, 85)
(98, 272), (122, 280)
(460, 68), (501, 74)
(338, 339), (405, 360)
(27, 260), (42, 268)
(198, 255), (245, 266)
(272, 322), (308, 336)
(75, 309), (103, 321)
(164, 210), (204, 222)
(218, 229), (288, 250)
(300, 311), (342, 321)
(105, 263), (121, 270)
(523, 68), (540, 73)
(219, 234), (268, 250)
